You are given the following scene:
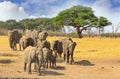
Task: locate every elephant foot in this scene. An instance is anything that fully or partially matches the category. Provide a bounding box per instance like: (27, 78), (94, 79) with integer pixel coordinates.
(37, 73), (42, 76)
(28, 72), (32, 74)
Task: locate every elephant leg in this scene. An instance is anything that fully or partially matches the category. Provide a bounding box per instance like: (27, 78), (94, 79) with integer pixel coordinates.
(24, 63), (26, 71)
(13, 42), (17, 51)
(63, 54), (66, 61)
(70, 53), (73, 64)
(55, 51), (58, 58)
(27, 62), (32, 74)
(37, 61), (42, 75)
(46, 59), (48, 69)
(34, 63), (37, 71)
(66, 52), (69, 64)
(54, 62), (56, 67)
(51, 62), (54, 68)
(50, 61), (52, 68)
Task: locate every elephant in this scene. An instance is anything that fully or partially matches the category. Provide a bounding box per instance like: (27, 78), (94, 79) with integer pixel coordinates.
(49, 54), (57, 68)
(24, 29), (41, 46)
(42, 47), (52, 69)
(52, 40), (63, 58)
(38, 31), (48, 41)
(37, 40), (51, 50)
(24, 46), (43, 75)
(62, 38), (76, 64)
(8, 29), (22, 51)
(42, 47), (57, 69)
(31, 29), (39, 46)
(24, 29), (32, 38)
(19, 37), (35, 50)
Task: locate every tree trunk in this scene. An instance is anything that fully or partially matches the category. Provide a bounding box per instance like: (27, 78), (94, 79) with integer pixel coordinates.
(76, 27), (83, 38)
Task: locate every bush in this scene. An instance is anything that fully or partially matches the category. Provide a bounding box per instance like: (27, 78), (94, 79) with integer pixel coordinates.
(101, 33), (120, 38)
(68, 32), (78, 38)
(48, 31), (66, 37)
(0, 28), (8, 35)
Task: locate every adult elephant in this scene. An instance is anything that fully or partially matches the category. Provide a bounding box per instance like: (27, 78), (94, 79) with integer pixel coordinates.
(19, 37), (35, 50)
(38, 31), (48, 41)
(37, 40), (51, 50)
(8, 29), (22, 51)
(24, 46), (43, 75)
(24, 29), (41, 46)
(62, 38), (76, 64)
(52, 40), (63, 58)
(31, 29), (40, 46)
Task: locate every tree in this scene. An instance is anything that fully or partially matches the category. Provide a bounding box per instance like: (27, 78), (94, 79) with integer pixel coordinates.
(19, 19), (37, 29)
(6, 19), (19, 30)
(35, 18), (53, 30)
(53, 5), (111, 38)
(0, 21), (6, 28)
(97, 16), (111, 35)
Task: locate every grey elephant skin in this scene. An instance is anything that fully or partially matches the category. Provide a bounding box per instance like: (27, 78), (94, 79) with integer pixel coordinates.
(24, 46), (43, 75)
(8, 29), (22, 51)
(52, 40), (63, 58)
(62, 38), (76, 64)
(19, 37), (35, 50)
(37, 40), (51, 49)
(42, 48), (57, 68)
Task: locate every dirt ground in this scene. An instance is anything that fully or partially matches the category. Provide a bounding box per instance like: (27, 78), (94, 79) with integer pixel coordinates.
(0, 36), (120, 79)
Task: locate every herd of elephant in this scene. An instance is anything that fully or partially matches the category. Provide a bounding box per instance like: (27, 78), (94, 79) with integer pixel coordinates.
(8, 29), (76, 75)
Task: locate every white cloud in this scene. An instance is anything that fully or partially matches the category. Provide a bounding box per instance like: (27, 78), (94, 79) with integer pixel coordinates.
(21, 0), (81, 18)
(0, 1), (28, 21)
(92, 0), (120, 32)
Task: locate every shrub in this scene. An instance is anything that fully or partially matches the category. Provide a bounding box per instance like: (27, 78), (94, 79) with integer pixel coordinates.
(0, 28), (8, 35)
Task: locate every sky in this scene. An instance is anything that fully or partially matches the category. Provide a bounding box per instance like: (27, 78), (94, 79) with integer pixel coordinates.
(0, 0), (120, 32)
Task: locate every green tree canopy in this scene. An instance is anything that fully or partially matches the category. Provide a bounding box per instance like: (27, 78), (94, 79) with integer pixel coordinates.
(35, 18), (53, 30)
(53, 5), (111, 38)
(19, 19), (37, 29)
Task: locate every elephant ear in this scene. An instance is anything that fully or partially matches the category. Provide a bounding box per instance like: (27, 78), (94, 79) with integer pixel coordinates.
(69, 42), (76, 51)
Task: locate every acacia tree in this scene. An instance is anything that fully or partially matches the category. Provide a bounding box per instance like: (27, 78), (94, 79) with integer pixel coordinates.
(97, 16), (111, 35)
(53, 5), (111, 38)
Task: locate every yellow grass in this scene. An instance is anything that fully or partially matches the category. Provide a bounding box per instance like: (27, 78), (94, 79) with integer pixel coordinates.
(0, 36), (120, 59)
(47, 36), (120, 59)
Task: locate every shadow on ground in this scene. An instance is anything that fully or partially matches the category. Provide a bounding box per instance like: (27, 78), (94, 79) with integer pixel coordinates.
(74, 60), (95, 66)
(54, 66), (65, 70)
(0, 59), (15, 64)
(42, 70), (64, 76)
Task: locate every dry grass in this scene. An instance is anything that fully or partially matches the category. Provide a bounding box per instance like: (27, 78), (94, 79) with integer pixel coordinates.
(0, 36), (120, 79)
(47, 36), (120, 59)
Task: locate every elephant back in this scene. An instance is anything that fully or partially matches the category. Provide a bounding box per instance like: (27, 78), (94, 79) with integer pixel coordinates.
(24, 29), (32, 38)
(37, 40), (50, 49)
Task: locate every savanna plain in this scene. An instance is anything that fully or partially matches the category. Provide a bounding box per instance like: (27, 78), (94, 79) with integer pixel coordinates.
(0, 36), (120, 79)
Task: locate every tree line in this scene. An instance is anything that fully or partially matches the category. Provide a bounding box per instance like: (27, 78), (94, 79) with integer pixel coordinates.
(0, 5), (111, 38)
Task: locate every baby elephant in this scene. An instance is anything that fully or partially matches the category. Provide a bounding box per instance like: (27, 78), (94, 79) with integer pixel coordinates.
(49, 54), (57, 68)
(24, 46), (43, 75)
(42, 48), (57, 69)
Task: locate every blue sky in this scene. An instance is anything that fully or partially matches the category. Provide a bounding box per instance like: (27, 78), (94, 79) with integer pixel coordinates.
(0, 0), (120, 32)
